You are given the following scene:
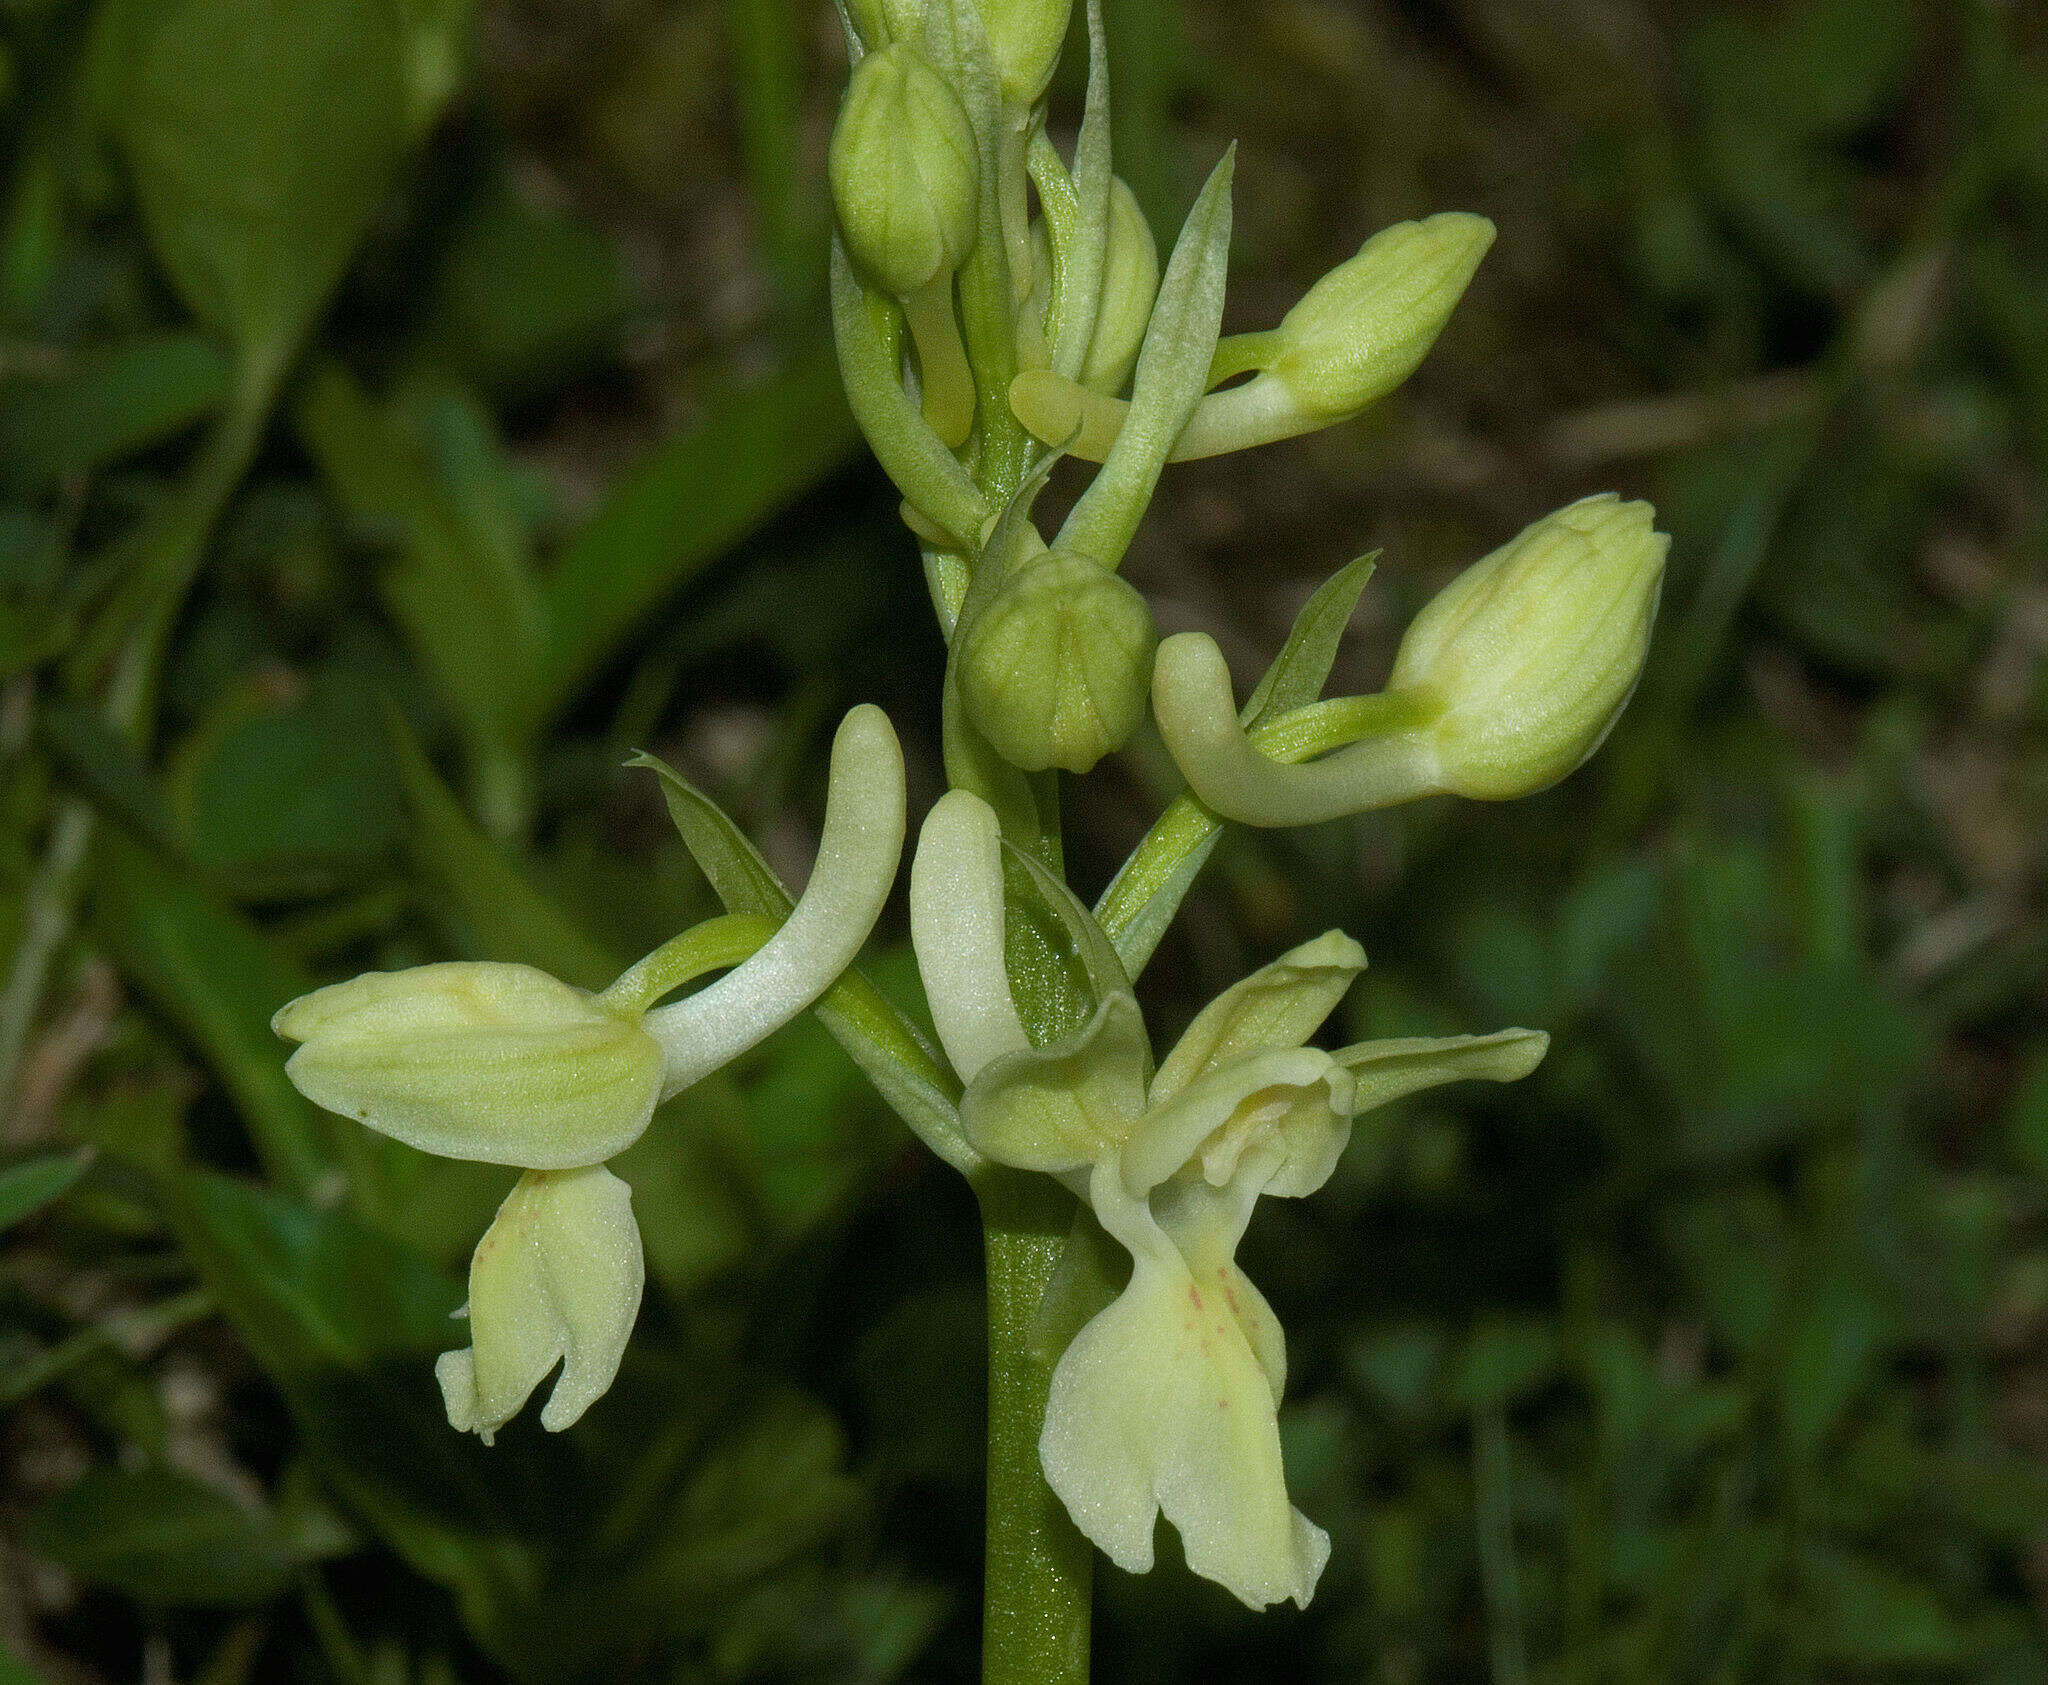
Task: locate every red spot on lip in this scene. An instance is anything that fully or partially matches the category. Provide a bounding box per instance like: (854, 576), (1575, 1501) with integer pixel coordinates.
(1187, 1282), (1204, 1310)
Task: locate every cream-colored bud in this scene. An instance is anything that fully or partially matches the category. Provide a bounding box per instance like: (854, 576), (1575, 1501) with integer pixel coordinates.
(976, 0), (1071, 106)
(829, 43), (979, 298)
(1079, 178), (1159, 395)
(1270, 211), (1493, 420)
(436, 1166), (644, 1443)
(1391, 493), (1667, 799)
(959, 547), (1157, 774)
(274, 962), (664, 1169)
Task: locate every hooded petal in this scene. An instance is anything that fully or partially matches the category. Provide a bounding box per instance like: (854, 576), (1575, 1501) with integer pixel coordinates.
(276, 962), (664, 1168)
(909, 788), (1030, 1084)
(1040, 1160), (1328, 1610)
(436, 1165), (644, 1443)
(644, 705), (905, 1098)
(959, 991), (1150, 1173)
(1120, 1045), (1350, 1198)
(1150, 930), (1366, 1104)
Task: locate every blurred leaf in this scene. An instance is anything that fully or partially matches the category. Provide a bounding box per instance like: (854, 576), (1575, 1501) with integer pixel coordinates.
(536, 341), (856, 717)
(1778, 1266), (1886, 1452)
(155, 1168), (542, 1634)
(116, 0), (409, 370)
(37, 696), (182, 855)
(591, 1390), (860, 1649)
(0, 1640), (50, 1685)
(0, 333), (228, 492)
(297, 363), (545, 771)
(0, 1152), (87, 1232)
(724, 0), (818, 301)
(1805, 1548), (1968, 1666)
(387, 706), (619, 989)
(396, 0), (476, 135)
(2002, 1045), (2048, 1179)
(28, 1466), (297, 1607)
(91, 832), (338, 1200)
(425, 178), (630, 398)
(0, 601), (70, 679)
(167, 668), (403, 886)
(1452, 1318), (1561, 1409)
(162, 1169), (455, 1381)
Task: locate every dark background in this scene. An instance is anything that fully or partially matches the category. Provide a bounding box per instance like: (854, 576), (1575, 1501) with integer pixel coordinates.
(2, 0), (2046, 1679)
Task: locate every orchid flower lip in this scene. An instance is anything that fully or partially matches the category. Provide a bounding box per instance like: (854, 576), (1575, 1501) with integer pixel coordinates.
(643, 704), (905, 1100)
(436, 1165), (645, 1444)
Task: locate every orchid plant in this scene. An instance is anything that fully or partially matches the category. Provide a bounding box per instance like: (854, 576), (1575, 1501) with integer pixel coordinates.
(274, 0), (1667, 1675)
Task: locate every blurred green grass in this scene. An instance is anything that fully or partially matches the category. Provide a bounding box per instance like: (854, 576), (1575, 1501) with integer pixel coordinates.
(1, 0), (2044, 1680)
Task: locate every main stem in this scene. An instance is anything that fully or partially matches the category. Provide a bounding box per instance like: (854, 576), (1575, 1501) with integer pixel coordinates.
(977, 1167), (1092, 1684)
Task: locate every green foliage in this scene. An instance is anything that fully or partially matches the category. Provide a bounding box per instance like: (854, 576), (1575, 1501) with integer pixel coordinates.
(115, 0), (410, 373)
(1, 0), (2043, 1679)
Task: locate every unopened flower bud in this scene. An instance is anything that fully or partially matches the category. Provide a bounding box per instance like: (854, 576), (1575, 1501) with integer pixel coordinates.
(959, 546), (1157, 774)
(1268, 212), (1494, 420)
(436, 1165), (644, 1443)
(1391, 493), (1667, 798)
(274, 962), (664, 1169)
(829, 43), (979, 299)
(1080, 178), (1159, 396)
(976, 0), (1071, 106)
(1012, 209), (1491, 464)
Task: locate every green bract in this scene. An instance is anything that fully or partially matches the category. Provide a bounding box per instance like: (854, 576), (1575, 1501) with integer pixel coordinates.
(436, 1165), (645, 1444)
(1390, 492), (1667, 798)
(958, 546), (1158, 774)
(273, 962), (665, 1169)
(909, 791), (1547, 1609)
(829, 42), (980, 299)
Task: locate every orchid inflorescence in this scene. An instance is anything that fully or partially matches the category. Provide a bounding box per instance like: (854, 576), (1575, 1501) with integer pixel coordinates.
(275, 0), (1667, 1620)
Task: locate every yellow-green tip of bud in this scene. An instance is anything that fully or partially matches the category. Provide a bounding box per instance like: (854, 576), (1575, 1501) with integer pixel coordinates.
(1391, 492), (1667, 799)
(1272, 211), (1494, 421)
(959, 547), (1158, 774)
(274, 962), (664, 1169)
(829, 42), (979, 299)
(976, 0), (1072, 106)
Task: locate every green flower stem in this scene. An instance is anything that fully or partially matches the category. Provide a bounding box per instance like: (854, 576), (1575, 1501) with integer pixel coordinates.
(977, 1166), (1093, 1685)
